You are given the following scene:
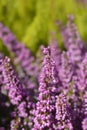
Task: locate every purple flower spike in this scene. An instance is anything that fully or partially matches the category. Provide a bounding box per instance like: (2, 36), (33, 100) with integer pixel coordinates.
(0, 23), (38, 103)
(82, 91), (87, 130)
(58, 15), (84, 65)
(33, 47), (59, 129)
(2, 56), (25, 105)
(59, 51), (73, 88)
(49, 32), (61, 70)
(82, 118), (87, 130)
(1, 56), (34, 129)
(55, 93), (73, 130)
(0, 23), (35, 76)
(77, 53), (87, 92)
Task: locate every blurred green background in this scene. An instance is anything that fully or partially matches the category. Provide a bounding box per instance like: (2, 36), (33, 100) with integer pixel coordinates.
(0, 0), (87, 53)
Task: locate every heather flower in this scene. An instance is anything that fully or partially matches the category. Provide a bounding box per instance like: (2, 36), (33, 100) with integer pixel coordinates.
(0, 54), (12, 129)
(33, 47), (59, 129)
(82, 91), (87, 130)
(12, 43), (35, 77)
(0, 23), (38, 103)
(82, 118), (87, 130)
(55, 93), (73, 130)
(82, 91), (87, 117)
(0, 22), (36, 82)
(49, 32), (61, 70)
(68, 42), (83, 64)
(2, 57), (25, 105)
(2, 56), (33, 129)
(59, 51), (73, 88)
(18, 101), (28, 118)
(10, 118), (21, 130)
(58, 15), (84, 64)
(0, 23), (35, 76)
(58, 51), (83, 129)
(76, 53), (87, 92)
(58, 15), (84, 50)
(0, 16), (87, 130)
(58, 51), (75, 109)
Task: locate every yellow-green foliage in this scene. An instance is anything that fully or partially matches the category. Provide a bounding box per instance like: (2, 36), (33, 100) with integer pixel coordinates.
(0, 0), (87, 53)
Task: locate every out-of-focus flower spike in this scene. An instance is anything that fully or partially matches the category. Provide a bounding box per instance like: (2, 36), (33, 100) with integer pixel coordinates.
(0, 22), (35, 76)
(49, 32), (61, 70)
(58, 15), (84, 64)
(77, 53), (87, 92)
(82, 118), (87, 130)
(59, 51), (73, 88)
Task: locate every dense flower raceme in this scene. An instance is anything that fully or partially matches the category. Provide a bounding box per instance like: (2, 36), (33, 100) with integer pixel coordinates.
(33, 47), (59, 130)
(82, 91), (87, 130)
(0, 16), (87, 130)
(55, 94), (73, 130)
(1, 57), (34, 129)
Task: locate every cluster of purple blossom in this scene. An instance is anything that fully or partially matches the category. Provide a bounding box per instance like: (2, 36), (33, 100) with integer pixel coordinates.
(0, 16), (87, 130)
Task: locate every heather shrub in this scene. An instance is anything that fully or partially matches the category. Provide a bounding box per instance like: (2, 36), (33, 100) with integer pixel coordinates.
(0, 16), (87, 130)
